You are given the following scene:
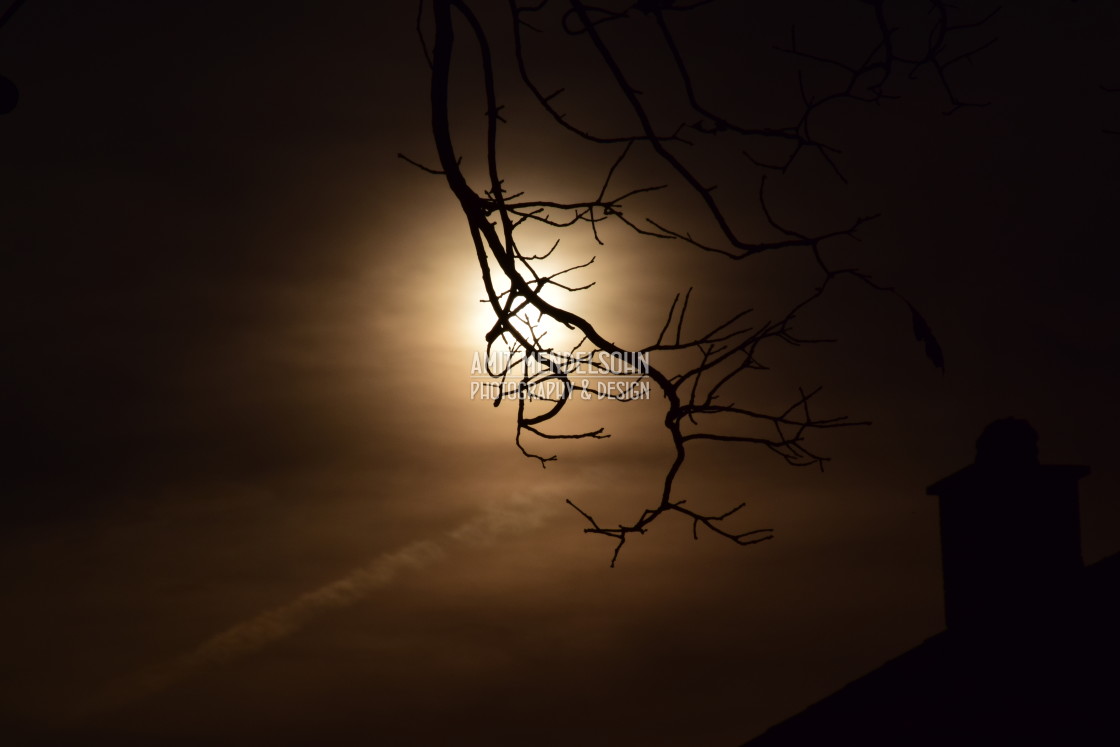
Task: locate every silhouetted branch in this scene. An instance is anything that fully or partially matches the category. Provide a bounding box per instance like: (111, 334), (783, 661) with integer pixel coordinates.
(422, 0), (983, 563)
(0, 0), (30, 34)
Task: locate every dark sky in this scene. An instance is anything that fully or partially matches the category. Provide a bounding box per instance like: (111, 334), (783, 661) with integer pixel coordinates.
(2, 1), (1119, 745)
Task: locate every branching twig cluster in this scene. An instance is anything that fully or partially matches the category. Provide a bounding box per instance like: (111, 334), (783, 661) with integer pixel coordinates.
(408, 0), (989, 564)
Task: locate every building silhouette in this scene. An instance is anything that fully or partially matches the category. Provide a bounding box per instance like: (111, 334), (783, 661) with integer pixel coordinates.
(743, 419), (1119, 746)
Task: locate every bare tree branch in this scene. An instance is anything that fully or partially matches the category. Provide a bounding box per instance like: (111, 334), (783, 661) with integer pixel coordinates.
(421, 0), (984, 564)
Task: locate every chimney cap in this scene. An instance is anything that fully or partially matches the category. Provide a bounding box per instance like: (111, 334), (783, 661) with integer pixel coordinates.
(975, 417), (1039, 468)
(926, 418), (1089, 496)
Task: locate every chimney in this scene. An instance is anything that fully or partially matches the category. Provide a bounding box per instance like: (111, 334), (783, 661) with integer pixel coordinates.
(926, 419), (1089, 633)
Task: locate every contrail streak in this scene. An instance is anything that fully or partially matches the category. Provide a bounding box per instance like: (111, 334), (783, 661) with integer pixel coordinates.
(73, 497), (556, 719)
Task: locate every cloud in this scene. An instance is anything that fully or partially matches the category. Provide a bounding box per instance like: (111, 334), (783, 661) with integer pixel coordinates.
(449, 491), (558, 547)
(72, 496), (558, 720)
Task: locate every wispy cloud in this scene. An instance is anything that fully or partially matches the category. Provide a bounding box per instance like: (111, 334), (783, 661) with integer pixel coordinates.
(73, 495), (557, 719)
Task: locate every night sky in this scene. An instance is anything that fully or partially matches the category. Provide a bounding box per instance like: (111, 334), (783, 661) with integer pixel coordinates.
(3, 1), (1120, 745)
